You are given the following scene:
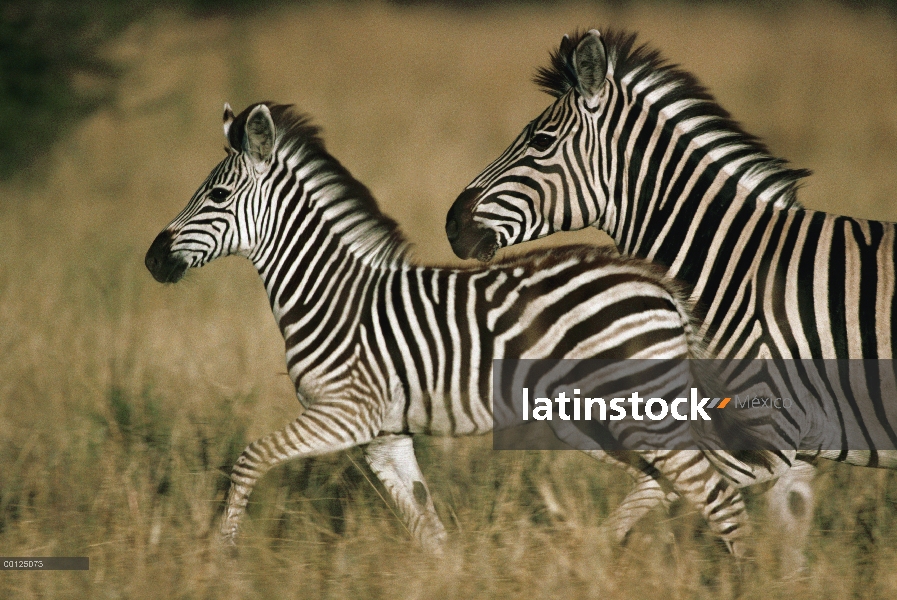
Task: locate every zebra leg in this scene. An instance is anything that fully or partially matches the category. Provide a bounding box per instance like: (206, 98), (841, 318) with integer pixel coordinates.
(765, 460), (815, 574)
(363, 434), (447, 554)
(647, 450), (751, 556)
(221, 401), (378, 544)
(602, 472), (678, 544)
(580, 450), (678, 543)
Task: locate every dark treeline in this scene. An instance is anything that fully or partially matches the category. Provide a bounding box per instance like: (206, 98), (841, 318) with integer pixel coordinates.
(0, 0), (294, 180)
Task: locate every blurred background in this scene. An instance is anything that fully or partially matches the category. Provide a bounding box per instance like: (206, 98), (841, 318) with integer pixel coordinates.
(2, 1), (897, 598)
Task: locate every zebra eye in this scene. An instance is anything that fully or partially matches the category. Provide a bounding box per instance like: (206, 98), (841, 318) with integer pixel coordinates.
(210, 187), (231, 202)
(530, 133), (555, 152)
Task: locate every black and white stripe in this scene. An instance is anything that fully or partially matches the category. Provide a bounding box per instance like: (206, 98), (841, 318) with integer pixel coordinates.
(145, 102), (773, 555)
(446, 28), (897, 569)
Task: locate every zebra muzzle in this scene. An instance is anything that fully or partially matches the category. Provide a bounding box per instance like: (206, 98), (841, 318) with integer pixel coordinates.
(145, 230), (188, 283)
(446, 187), (499, 262)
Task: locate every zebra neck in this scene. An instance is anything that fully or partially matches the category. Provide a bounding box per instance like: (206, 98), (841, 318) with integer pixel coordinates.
(606, 142), (800, 287)
(615, 184), (764, 267)
(250, 155), (410, 331)
(600, 71), (807, 284)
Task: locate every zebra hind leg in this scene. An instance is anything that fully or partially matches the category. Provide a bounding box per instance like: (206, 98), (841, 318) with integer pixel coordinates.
(603, 472), (678, 546)
(647, 450), (752, 558)
(582, 450), (752, 558)
(580, 450), (678, 545)
(765, 460), (815, 576)
(362, 434), (447, 555)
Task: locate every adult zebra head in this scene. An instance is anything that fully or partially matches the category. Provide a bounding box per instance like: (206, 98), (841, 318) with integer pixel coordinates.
(446, 30), (610, 262)
(446, 29), (808, 263)
(145, 102), (308, 283)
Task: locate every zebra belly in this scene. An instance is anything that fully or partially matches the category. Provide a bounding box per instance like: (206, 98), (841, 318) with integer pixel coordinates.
(386, 387), (491, 437)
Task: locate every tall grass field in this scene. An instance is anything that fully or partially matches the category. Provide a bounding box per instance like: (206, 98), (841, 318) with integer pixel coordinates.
(2, 2), (897, 597)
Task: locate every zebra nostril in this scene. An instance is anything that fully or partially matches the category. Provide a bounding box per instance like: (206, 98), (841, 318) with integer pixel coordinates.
(445, 216), (459, 241)
(446, 187), (483, 245)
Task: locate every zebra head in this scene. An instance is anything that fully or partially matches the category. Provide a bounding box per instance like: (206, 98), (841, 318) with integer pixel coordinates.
(145, 103), (276, 283)
(447, 30), (611, 261)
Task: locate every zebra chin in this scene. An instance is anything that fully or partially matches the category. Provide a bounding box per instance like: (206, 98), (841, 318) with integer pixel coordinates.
(145, 231), (189, 283)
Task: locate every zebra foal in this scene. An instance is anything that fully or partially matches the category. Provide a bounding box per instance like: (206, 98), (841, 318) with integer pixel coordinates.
(445, 28), (897, 570)
(145, 102), (767, 554)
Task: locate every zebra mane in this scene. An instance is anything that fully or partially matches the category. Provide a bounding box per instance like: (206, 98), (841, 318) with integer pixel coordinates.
(230, 102), (410, 263)
(534, 29), (811, 209)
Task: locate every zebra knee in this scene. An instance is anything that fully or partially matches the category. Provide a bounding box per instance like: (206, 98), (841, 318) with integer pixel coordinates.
(230, 440), (277, 484)
(768, 476), (813, 575)
(230, 455), (261, 486)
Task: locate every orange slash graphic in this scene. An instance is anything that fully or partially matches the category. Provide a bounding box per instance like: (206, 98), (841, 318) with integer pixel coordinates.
(716, 397), (731, 409)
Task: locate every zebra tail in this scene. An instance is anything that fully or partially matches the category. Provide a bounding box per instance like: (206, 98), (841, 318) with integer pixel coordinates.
(688, 359), (777, 471)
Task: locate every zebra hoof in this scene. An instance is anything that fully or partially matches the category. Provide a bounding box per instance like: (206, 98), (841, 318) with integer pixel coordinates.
(420, 532), (447, 556)
(216, 529), (240, 560)
(220, 525), (239, 547)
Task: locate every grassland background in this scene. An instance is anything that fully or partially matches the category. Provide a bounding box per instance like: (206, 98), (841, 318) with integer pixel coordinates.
(2, 1), (897, 598)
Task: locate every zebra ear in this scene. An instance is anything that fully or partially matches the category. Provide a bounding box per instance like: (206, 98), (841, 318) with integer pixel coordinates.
(243, 104), (276, 171)
(223, 103), (238, 154)
(223, 103), (235, 139)
(559, 33), (576, 56)
(572, 30), (607, 101)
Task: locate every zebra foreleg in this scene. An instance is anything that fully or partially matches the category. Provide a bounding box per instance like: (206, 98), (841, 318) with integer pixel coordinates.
(363, 434), (447, 554)
(221, 400), (379, 544)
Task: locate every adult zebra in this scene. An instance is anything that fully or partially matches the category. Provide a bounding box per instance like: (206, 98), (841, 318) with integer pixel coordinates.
(444, 28), (897, 570)
(145, 102), (772, 555)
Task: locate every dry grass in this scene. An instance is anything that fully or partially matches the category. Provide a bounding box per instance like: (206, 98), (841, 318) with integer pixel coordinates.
(2, 1), (897, 597)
